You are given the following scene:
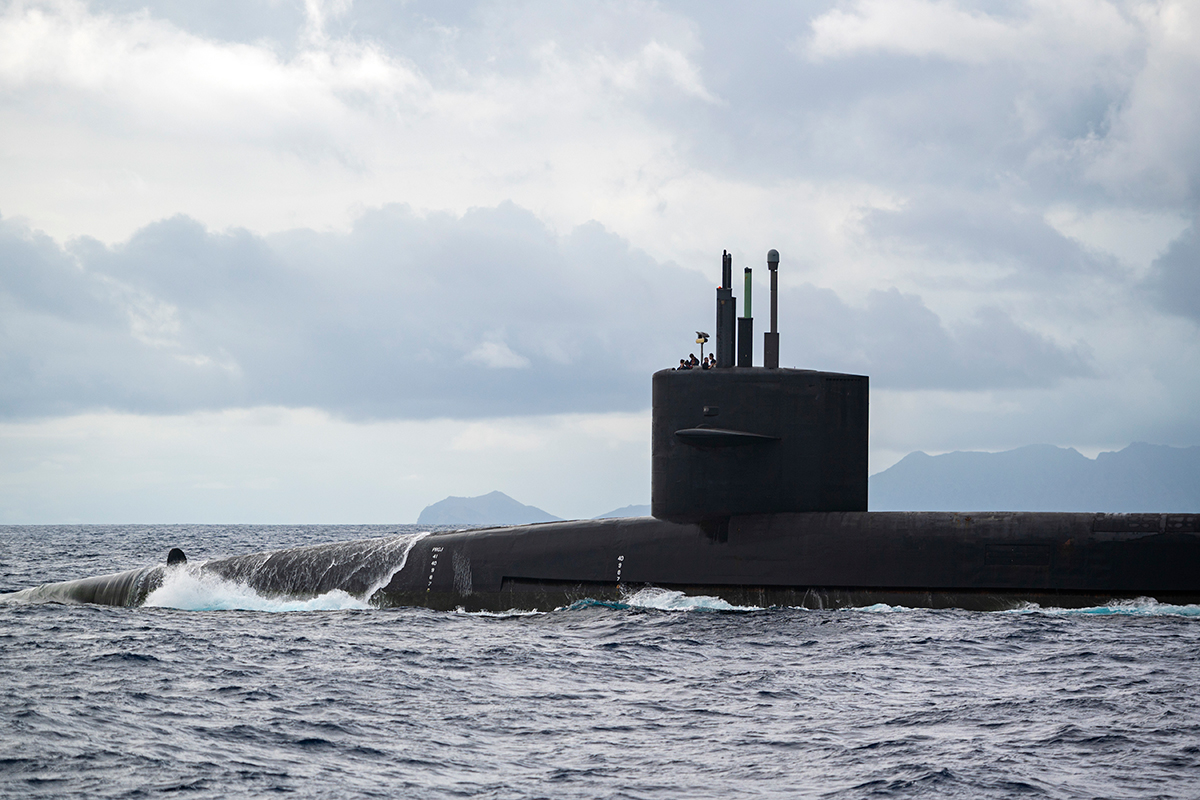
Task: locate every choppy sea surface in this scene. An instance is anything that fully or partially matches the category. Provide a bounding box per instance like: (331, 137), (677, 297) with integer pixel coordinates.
(2, 524), (1200, 799)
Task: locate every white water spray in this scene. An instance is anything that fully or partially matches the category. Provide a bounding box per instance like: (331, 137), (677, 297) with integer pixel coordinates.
(144, 532), (429, 612)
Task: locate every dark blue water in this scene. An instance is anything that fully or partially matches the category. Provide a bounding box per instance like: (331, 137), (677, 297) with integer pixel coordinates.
(3, 525), (1200, 799)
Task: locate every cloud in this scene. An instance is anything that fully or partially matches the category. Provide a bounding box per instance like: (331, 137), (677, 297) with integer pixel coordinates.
(787, 285), (1093, 390)
(664, 0), (1199, 218)
(4, 1), (1196, 295)
(465, 340), (531, 369)
(862, 193), (1120, 278)
(805, 0), (1135, 66)
(0, 204), (1102, 421)
(0, 0), (424, 146)
(600, 40), (721, 103)
(0, 205), (704, 419)
(1144, 218), (1200, 323)
(1085, 1), (1200, 205)
(807, 0), (1026, 65)
(0, 0), (721, 239)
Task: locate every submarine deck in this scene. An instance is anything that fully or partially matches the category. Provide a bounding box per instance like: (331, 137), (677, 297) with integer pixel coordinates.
(376, 511), (1200, 612)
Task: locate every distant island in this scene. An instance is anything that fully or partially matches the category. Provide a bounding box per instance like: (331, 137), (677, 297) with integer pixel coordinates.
(417, 491), (562, 526)
(593, 504), (651, 519)
(417, 493), (651, 525)
(869, 442), (1200, 512)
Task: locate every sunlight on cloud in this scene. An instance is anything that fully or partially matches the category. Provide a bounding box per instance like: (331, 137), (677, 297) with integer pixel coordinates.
(1043, 205), (1191, 274)
(802, 0), (1200, 207)
(0, 0), (723, 248)
(0, 0), (425, 141)
(1086, 0), (1200, 204)
(116, 286), (182, 348)
(597, 40), (721, 103)
(465, 340), (531, 369)
(804, 0), (1135, 67)
(302, 0), (353, 44)
(806, 0), (1019, 64)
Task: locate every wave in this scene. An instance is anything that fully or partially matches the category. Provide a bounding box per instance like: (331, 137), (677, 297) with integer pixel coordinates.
(454, 607), (545, 618)
(560, 587), (764, 613)
(1008, 597), (1200, 617)
(815, 598), (1200, 616)
(143, 565), (372, 612)
(839, 602), (918, 613)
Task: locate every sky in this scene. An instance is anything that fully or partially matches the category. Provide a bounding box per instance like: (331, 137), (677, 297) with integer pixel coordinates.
(1, 0), (1198, 523)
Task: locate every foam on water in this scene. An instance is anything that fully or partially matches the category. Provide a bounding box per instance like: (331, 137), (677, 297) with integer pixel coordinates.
(560, 587), (763, 612)
(143, 531), (430, 612)
(843, 602), (917, 613)
(1010, 597), (1200, 617)
(828, 599), (1200, 616)
(454, 607), (545, 618)
(144, 565), (372, 611)
(624, 586), (762, 611)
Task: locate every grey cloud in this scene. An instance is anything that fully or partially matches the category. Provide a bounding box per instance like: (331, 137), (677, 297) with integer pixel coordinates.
(79, 216), (287, 308)
(0, 205), (1096, 420)
(0, 218), (113, 322)
(3, 205), (711, 419)
(862, 194), (1119, 278)
(1144, 219), (1200, 323)
(784, 286), (1093, 390)
(631, 4), (1130, 198)
(0, 218), (243, 418)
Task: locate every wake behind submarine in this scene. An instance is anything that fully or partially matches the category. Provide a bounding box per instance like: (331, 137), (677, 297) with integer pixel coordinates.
(11, 250), (1200, 611)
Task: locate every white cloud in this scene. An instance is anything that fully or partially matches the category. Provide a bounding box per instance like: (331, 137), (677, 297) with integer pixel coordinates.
(302, 0), (353, 44)
(806, 0), (1020, 64)
(1043, 205), (1191, 273)
(0, 0), (425, 139)
(1086, 0), (1200, 203)
(805, 0), (1135, 67)
(465, 339), (531, 369)
(0, 0), (718, 247)
(802, 0), (1200, 206)
(597, 40), (721, 103)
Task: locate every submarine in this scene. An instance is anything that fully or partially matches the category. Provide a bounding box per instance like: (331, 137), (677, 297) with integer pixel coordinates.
(8, 249), (1200, 611)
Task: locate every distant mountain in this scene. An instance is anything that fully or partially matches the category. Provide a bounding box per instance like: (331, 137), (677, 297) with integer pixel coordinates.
(593, 504), (651, 519)
(417, 491), (562, 525)
(869, 442), (1200, 512)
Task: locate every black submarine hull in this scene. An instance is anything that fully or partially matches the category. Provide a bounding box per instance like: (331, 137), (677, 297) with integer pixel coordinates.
(8, 512), (1198, 611)
(6, 565), (166, 607)
(375, 511), (1200, 612)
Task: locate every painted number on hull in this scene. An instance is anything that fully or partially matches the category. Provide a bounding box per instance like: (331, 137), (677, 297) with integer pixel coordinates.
(616, 554), (624, 583)
(427, 547), (444, 592)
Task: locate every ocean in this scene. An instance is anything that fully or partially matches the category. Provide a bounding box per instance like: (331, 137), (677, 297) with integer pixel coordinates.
(2, 524), (1199, 799)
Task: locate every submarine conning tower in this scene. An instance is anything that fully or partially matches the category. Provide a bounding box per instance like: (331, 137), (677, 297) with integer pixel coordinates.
(652, 249), (868, 523)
